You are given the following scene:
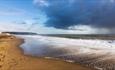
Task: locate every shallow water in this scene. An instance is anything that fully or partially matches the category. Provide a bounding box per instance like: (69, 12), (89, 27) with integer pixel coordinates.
(18, 35), (115, 70)
(18, 35), (115, 57)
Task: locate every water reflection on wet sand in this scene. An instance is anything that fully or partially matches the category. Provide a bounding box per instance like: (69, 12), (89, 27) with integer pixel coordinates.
(19, 35), (115, 70)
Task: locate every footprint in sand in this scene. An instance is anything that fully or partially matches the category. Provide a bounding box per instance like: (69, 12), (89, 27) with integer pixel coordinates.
(0, 46), (6, 69)
(0, 53), (5, 69)
(0, 53), (5, 61)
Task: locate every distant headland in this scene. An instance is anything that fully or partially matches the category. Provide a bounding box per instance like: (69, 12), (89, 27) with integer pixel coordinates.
(1, 32), (38, 35)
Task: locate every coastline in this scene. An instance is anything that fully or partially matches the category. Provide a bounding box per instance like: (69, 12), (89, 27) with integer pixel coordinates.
(0, 34), (93, 70)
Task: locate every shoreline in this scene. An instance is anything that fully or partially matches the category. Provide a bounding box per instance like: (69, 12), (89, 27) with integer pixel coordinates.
(0, 34), (93, 70)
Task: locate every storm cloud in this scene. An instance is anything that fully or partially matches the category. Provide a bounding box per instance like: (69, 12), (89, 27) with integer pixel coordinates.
(35, 0), (115, 29)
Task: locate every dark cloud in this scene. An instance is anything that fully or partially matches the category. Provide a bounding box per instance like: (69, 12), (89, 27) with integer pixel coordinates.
(35, 0), (115, 29)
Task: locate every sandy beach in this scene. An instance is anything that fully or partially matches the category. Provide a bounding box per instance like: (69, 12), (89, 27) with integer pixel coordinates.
(0, 34), (93, 70)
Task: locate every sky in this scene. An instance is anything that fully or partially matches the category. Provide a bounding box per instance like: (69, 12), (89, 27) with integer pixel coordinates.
(0, 0), (115, 34)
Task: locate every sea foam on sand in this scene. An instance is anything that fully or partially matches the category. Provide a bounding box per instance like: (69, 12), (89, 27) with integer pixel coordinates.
(19, 35), (115, 54)
(19, 35), (115, 70)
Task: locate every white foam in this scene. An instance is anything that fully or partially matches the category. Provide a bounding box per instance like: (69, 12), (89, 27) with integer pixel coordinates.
(18, 35), (115, 70)
(19, 35), (115, 56)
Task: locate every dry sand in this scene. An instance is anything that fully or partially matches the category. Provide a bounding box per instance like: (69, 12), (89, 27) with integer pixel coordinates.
(0, 34), (93, 70)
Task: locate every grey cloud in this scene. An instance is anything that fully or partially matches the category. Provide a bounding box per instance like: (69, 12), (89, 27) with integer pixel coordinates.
(35, 0), (115, 30)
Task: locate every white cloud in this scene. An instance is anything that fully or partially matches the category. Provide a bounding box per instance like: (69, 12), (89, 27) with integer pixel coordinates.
(0, 6), (26, 16)
(67, 25), (97, 34)
(0, 22), (28, 32)
(0, 20), (113, 34)
(110, 0), (115, 3)
(33, 0), (49, 7)
(67, 25), (113, 34)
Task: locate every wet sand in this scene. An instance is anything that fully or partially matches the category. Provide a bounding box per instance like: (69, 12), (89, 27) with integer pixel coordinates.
(0, 34), (93, 70)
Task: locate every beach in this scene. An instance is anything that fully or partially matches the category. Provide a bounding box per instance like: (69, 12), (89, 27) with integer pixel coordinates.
(18, 35), (115, 70)
(0, 34), (92, 70)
